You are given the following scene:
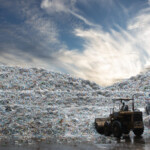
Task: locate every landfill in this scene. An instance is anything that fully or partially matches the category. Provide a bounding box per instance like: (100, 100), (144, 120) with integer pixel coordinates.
(0, 65), (150, 145)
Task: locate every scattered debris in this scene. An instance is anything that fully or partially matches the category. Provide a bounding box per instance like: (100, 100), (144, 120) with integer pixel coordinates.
(0, 65), (150, 144)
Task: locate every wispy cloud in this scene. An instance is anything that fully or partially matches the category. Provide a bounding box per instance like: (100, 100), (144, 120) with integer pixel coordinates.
(41, 0), (99, 27)
(22, 1), (60, 45)
(57, 7), (150, 86)
(0, 49), (60, 71)
(0, 0), (62, 59)
(41, 0), (76, 13)
(0, 0), (65, 71)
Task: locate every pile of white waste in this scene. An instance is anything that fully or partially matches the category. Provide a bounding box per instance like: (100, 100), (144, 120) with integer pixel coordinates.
(0, 65), (149, 144)
(107, 70), (150, 92)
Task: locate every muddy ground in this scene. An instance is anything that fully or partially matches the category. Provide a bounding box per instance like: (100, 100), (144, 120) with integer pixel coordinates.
(0, 133), (150, 150)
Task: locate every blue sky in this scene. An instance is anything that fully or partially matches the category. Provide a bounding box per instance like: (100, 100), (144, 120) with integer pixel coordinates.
(0, 0), (150, 86)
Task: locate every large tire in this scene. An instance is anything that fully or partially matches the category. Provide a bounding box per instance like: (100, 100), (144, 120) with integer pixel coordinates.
(95, 122), (104, 134)
(133, 128), (144, 137)
(112, 121), (122, 138)
(104, 122), (111, 136)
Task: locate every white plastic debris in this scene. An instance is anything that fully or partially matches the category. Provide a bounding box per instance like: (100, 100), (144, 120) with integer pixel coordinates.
(0, 65), (150, 144)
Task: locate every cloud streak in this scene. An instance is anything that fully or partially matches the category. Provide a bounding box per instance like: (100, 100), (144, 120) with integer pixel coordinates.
(0, 0), (66, 72)
(0, 0), (62, 59)
(41, 0), (99, 27)
(41, 0), (75, 13)
(0, 49), (61, 71)
(57, 7), (150, 86)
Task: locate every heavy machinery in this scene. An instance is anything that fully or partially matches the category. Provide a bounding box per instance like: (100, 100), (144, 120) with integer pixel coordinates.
(95, 96), (144, 138)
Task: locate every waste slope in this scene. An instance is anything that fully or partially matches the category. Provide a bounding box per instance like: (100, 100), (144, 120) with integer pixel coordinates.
(107, 70), (150, 92)
(0, 66), (112, 144)
(0, 65), (149, 144)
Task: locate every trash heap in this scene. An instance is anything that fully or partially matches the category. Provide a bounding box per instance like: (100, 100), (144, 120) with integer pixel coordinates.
(107, 71), (150, 92)
(106, 70), (150, 108)
(0, 65), (150, 144)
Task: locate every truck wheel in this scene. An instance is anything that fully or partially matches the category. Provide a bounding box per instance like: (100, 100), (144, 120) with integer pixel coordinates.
(95, 122), (104, 134)
(104, 122), (111, 136)
(133, 128), (144, 136)
(112, 121), (122, 138)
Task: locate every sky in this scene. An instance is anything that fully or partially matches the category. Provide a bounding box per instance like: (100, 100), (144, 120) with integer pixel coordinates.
(0, 0), (150, 86)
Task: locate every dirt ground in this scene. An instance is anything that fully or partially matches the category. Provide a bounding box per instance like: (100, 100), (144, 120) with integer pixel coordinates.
(0, 134), (150, 150)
